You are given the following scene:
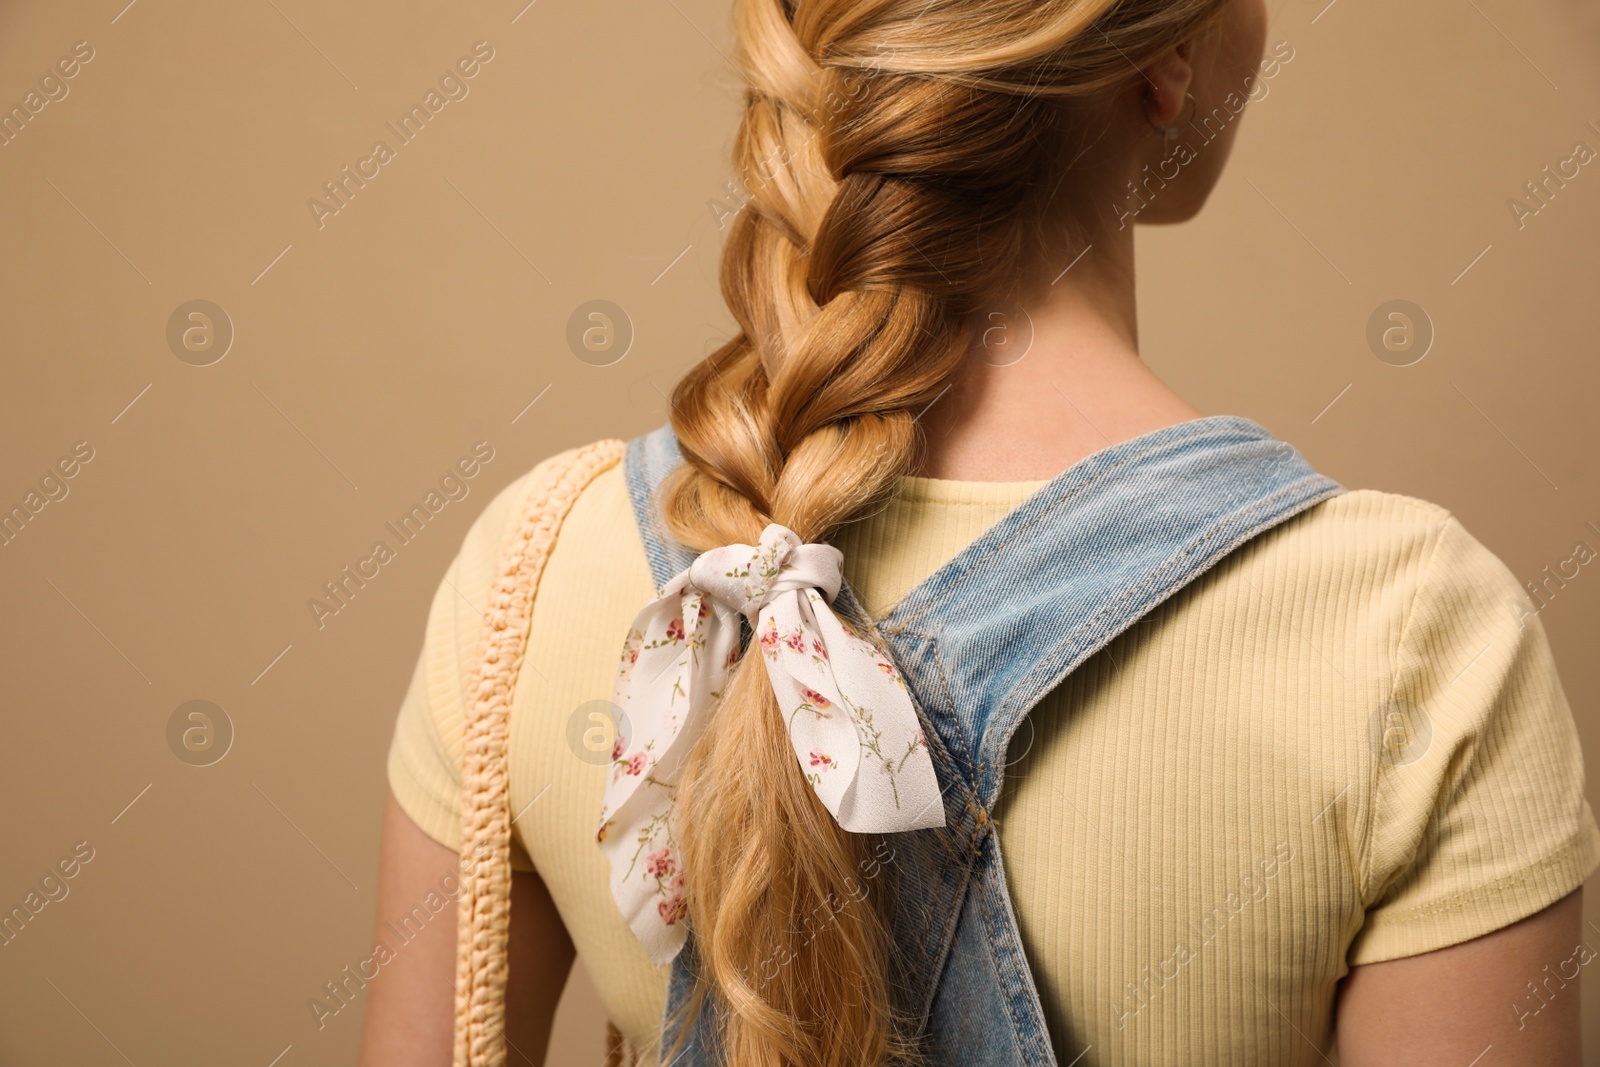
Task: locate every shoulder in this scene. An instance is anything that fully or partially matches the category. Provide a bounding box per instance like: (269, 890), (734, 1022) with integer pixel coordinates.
(398, 436), (638, 714)
(412, 437), (636, 711)
(384, 437), (634, 857)
(1207, 486), (1547, 707)
(456, 438), (633, 576)
(1264, 487), (1554, 694)
(1310, 495), (1599, 962)
(1245, 487), (1523, 617)
(1212, 490), (1597, 963)
(1261, 486), (1452, 557)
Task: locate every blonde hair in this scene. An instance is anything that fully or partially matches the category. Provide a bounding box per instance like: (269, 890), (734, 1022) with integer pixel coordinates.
(661, 1), (1230, 1063)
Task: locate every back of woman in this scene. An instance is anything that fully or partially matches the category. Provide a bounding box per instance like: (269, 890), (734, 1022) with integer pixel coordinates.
(362, 1), (1600, 1064)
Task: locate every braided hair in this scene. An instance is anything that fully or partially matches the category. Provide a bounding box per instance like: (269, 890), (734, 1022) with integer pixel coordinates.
(661, 1), (1230, 1063)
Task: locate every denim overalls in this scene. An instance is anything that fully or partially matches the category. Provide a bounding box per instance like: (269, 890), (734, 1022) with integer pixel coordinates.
(621, 415), (1345, 1066)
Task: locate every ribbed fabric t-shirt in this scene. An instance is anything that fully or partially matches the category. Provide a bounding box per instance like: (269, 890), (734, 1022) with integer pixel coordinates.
(387, 445), (1600, 1064)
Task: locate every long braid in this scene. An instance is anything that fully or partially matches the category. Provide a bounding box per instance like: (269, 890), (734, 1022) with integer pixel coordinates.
(658, 0), (1229, 1063)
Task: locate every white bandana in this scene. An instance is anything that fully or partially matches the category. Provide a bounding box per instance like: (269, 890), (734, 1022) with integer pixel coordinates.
(595, 522), (945, 966)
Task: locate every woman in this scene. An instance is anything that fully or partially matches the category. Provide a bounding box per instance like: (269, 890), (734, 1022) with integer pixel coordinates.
(361, 0), (1598, 1063)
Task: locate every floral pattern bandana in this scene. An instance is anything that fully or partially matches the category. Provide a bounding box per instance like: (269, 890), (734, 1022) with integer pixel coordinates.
(596, 522), (945, 966)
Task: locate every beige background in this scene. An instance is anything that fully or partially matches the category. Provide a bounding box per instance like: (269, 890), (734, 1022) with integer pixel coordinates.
(2, 0), (1598, 1063)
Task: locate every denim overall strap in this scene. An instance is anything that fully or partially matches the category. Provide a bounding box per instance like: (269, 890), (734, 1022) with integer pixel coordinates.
(865, 418), (1344, 1065)
(622, 417), (1345, 1065)
(624, 426), (700, 588)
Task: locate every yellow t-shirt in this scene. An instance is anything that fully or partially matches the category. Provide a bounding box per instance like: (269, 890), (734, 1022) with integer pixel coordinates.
(387, 445), (1600, 1064)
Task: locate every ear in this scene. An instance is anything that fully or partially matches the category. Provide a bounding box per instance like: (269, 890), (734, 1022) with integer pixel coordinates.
(1138, 45), (1195, 126)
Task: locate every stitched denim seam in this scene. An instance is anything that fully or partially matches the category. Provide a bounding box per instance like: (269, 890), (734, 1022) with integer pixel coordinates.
(881, 447), (1131, 635)
(867, 629), (979, 1016)
(882, 422), (1230, 635)
(981, 835), (1060, 1063)
(909, 848), (981, 1025)
(889, 477), (1338, 812)
(861, 594), (984, 800)
(998, 476), (1324, 713)
(847, 597), (983, 804)
(995, 476), (1327, 731)
(930, 633), (982, 785)
(977, 853), (1034, 1057)
(901, 635), (986, 1021)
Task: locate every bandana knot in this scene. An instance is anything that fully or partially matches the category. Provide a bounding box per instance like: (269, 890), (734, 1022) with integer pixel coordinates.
(595, 522), (945, 966)
(689, 523), (843, 626)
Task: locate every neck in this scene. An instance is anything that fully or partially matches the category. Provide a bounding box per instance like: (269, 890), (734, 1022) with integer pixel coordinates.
(909, 221), (1203, 482)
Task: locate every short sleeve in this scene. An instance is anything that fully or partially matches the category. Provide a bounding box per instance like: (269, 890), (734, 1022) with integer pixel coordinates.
(1347, 514), (1600, 965)
(385, 455), (572, 874)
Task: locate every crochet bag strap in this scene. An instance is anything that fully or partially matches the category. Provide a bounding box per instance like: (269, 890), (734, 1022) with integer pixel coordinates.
(454, 438), (627, 1067)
